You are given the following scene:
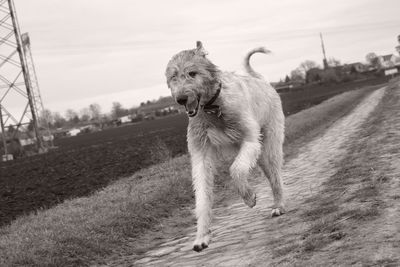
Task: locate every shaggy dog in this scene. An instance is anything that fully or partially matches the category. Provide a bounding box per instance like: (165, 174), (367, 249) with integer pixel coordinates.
(165, 41), (285, 252)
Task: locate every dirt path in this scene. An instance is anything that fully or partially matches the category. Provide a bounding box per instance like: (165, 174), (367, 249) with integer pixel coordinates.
(285, 80), (400, 267)
(107, 86), (387, 267)
(341, 84), (400, 266)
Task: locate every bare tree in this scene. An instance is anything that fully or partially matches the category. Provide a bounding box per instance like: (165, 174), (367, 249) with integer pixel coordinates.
(40, 109), (53, 128)
(299, 60), (319, 75)
(65, 109), (77, 121)
(80, 108), (91, 122)
(53, 112), (66, 128)
(89, 103), (102, 121)
(328, 57), (341, 67)
(72, 115), (80, 124)
(111, 102), (126, 119)
(290, 68), (305, 81)
(366, 52), (379, 68)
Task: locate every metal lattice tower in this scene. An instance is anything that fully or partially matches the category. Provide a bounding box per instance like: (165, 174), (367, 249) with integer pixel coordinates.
(0, 0), (51, 157)
(22, 32), (52, 146)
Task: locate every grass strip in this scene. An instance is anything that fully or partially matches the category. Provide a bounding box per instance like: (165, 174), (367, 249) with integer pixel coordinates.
(0, 86), (379, 266)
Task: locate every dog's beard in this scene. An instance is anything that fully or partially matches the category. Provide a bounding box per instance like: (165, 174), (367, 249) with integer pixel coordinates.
(184, 81), (219, 117)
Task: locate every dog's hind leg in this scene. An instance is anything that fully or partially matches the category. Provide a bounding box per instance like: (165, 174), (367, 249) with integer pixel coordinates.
(190, 146), (216, 252)
(258, 119), (286, 217)
(230, 118), (260, 208)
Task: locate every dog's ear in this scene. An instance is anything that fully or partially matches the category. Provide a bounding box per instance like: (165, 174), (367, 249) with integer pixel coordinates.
(195, 41), (208, 57)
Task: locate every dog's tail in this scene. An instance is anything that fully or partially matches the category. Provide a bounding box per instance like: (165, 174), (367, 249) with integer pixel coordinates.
(243, 47), (271, 79)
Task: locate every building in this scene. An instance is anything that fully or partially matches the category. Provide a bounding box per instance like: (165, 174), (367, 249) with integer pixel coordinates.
(68, 128), (81, 136)
(343, 62), (367, 74)
(395, 56), (400, 66)
(378, 54), (397, 69)
(306, 67), (342, 83)
(305, 63), (370, 84)
(119, 115), (131, 124)
(272, 80), (305, 92)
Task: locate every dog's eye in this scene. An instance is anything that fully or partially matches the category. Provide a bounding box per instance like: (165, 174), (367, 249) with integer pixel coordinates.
(188, 71), (197, 78)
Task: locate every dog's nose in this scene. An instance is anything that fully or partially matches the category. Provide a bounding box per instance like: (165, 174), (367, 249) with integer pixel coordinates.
(176, 95), (188, 106)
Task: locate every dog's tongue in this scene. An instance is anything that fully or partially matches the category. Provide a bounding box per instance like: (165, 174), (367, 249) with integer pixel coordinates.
(185, 95), (198, 114)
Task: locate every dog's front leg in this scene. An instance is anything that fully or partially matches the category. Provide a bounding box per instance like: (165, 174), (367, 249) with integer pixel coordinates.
(230, 118), (261, 208)
(191, 147), (215, 252)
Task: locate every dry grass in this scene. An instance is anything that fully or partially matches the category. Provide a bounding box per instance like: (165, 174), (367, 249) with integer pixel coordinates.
(0, 86), (378, 266)
(0, 155), (193, 266)
(279, 81), (398, 260)
(149, 137), (172, 163)
(283, 84), (381, 160)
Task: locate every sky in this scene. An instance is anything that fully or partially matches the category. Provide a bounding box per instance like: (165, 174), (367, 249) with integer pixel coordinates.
(6, 0), (400, 115)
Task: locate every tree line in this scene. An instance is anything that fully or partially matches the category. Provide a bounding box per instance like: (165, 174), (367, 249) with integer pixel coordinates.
(280, 52), (385, 85)
(41, 96), (179, 130)
(41, 102), (134, 129)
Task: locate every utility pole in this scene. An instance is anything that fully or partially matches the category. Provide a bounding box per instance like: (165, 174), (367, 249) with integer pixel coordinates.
(320, 32), (329, 69)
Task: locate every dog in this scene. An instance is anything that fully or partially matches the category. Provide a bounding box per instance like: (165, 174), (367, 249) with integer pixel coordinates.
(165, 41), (285, 252)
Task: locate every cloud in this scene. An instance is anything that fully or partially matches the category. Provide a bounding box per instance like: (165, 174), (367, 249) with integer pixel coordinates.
(12, 0), (400, 114)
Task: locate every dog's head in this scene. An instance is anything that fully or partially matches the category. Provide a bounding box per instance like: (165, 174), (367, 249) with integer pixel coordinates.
(165, 41), (220, 117)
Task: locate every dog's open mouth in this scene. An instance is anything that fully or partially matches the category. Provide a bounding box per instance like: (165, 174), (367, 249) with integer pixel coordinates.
(185, 95), (201, 117)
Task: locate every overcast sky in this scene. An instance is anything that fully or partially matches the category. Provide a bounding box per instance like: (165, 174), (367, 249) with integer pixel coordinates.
(12, 0), (400, 114)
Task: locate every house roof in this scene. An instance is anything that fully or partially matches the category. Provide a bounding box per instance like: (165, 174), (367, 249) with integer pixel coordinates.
(381, 54), (394, 61)
(347, 62), (363, 66)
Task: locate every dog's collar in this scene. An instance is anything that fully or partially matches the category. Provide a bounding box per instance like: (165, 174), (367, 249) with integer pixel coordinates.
(201, 82), (222, 117)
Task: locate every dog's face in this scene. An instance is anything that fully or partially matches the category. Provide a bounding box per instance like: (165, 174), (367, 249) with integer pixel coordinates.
(165, 41), (220, 117)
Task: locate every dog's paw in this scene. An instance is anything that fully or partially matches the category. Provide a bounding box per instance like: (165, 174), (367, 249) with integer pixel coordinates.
(243, 191), (257, 208)
(193, 234), (210, 252)
(271, 206), (286, 217)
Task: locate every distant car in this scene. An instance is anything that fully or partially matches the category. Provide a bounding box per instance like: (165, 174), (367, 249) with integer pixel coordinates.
(119, 115), (131, 124)
(144, 115), (155, 121)
(68, 128), (81, 136)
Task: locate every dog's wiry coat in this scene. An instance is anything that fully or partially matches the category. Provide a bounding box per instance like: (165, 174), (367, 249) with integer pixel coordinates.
(165, 42), (285, 252)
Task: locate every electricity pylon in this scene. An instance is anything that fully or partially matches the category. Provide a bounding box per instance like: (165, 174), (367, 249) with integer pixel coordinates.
(0, 0), (51, 158)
